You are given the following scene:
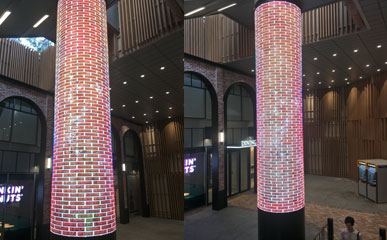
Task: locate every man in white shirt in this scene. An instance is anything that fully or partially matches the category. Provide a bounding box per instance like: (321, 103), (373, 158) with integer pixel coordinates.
(341, 216), (362, 240)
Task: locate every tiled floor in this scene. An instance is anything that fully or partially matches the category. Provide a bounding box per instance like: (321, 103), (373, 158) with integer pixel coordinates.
(117, 216), (183, 240)
(185, 174), (387, 240)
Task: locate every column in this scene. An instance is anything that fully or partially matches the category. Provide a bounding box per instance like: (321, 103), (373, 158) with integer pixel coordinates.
(50, 0), (116, 239)
(255, 0), (304, 239)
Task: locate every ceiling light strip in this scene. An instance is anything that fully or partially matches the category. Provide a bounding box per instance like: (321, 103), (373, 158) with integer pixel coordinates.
(33, 15), (49, 28)
(218, 3), (237, 12)
(185, 7), (205, 17)
(0, 11), (11, 26)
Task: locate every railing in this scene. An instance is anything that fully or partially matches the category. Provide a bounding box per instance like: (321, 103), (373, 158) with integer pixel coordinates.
(313, 218), (333, 240)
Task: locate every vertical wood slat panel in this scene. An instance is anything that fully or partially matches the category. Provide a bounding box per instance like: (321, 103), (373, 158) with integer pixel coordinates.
(304, 73), (387, 180)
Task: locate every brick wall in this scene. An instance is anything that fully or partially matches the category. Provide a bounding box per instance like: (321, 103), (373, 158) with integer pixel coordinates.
(50, 0), (116, 237)
(255, 1), (304, 213)
(184, 58), (254, 192)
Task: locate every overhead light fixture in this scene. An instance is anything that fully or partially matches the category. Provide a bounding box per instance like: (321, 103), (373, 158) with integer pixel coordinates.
(313, 57), (318, 61)
(146, 121), (149, 124)
(307, 89), (310, 91)
(307, 83), (310, 86)
(149, 96), (154, 99)
(0, 11), (11, 26)
(347, 82), (350, 85)
(46, 157), (52, 169)
(144, 113), (147, 116)
(110, 108), (114, 111)
(160, 66), (165, 70)
(135, 100), (139, 103)
(155, 110), (159, 113)
(359, 76), (363, 79)
(218, 3), (237, 12)
(123, 81), (127, 85)
(185, 7), (205, 17)
(345, 78), (348, 81)
(366, 64), (370, 67)
(251, 69), (255, 72)
(109, 87), (112, 90)
(165, 91), (170, 95)
(33, 14), (49, 28)
(377, 45), (382, 48)
(140, 74), (145, 78)
(169, 107), (173, 110)
(219, 131), (224, 143)
(332, 53), (337, 57)
(332, 69), (336, 73)
(328, 86), (332, 89)
(122, 163), (126, 172)
(122, 104), (126, 107)
(377, 69), (381, 72)
(318, 82), (322, 85)
(303, 74), (306, 77)
(168, 116), (172, 119)
(331, 80), (335, 83)
(353, 49), (359, 53)
(348, 67), (352, 70)
(132, 116), (135, 119)
(316, 72), (320, 75)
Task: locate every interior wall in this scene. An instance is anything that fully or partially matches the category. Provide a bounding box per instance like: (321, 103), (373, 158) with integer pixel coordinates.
(303, 72), (387, 181)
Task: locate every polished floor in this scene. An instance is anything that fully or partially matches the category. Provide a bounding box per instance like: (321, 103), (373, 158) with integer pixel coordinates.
(117, 216), (183, 240)
(185, 174), (387, 240)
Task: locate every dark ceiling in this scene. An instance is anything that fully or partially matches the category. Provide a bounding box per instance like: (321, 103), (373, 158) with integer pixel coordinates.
(185, 0), (387, 90)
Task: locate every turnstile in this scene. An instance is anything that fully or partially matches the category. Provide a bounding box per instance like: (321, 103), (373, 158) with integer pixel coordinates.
(358, 159), (387, 203)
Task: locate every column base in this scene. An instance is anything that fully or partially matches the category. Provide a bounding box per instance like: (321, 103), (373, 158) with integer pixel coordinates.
(258, 208), (305, 240)
(50, 231), (116, 240)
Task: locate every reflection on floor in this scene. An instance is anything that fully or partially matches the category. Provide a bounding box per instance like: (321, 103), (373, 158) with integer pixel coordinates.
(185, 174), (387, 240)
(117, 216), (183, 240)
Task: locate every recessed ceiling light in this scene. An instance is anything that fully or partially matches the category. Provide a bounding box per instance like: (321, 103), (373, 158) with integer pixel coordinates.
(303, 74), (306, 77)
(385, 62), (387, 65)
(109, 87), (112, 90)
(345, 78), (348, 81)
(110, 108), (113, 111)
(185, 7), (205, 17)
(359, 76), (363, 79)
(332, 53), (337, 57)
(307, 89), (310, 91)
(33, 14), (49, 28)
(331, 80), (335, 83)
(332, 69), (336, 73)
(0, 11), (11, 26)
(218, 3), (237, 12)
(122, 104), (126, 107)
(135, 100), (139, 103)
(307, 83), (310, 86)
(318, 82), (322, 85)
(155, 110), (159, 113)
(132, 116), (135, 119)
(353, 49), (359, 53)
(140, 74), (145, 78)
(316, 72), (320, 75)
(165, 91), (170, 95)
(251, 69), (255, 72)
(160, 66), (165, 70)
(347, 82), (350, 85)
(149, 96), (154, 99)
(377, 69), (381, 72)
(366, 64), (370, 67)
(377, 45), (382, 48)
(146, 121), (149, 124)
(123, 81), (127, 85)
(169, 107), (173, 110)
(168, 116), (172, 119)
(144, 113), (147, 116)
(328, 86), (332, 89)
(348, 67), (352, 70)
(313, 57), (318, 61)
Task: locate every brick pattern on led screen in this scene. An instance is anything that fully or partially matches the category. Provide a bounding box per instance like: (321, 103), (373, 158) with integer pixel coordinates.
(50, 0), (116, 237)
(255, 1), (304, 213)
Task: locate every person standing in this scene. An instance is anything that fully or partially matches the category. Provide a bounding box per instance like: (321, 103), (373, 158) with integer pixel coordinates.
(341, 216), (362, 240)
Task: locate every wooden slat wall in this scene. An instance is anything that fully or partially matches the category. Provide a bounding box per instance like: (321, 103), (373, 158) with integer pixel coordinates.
(0, 39), (40, 87)
(38, 46), (56, 91)
(140, 117), (183, 220)
(302, 1), (357, 44)
(304, 73), (387, 181)
(117, 0), (182, 56)
(184, 14), (254, 63)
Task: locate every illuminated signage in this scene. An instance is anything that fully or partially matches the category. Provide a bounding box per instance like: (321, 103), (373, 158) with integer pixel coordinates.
(184, 158), (196, 174)
(241, 140), (256, 147)
(0, 185), (24, 203)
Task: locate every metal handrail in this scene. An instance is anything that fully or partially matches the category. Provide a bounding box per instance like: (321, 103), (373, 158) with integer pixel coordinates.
(313, 224), (328, 240)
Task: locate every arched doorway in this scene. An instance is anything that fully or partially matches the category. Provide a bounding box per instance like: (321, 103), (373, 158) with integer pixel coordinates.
(0, 97), (46, 240)
(224, 83), (256, 197)
(184, 72), (219, 210)
(122, 130), (148, 219)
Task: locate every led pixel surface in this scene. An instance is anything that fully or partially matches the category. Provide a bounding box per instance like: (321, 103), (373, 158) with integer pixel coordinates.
(255, 1), (304, 213)
(50, 0), (116, 237)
